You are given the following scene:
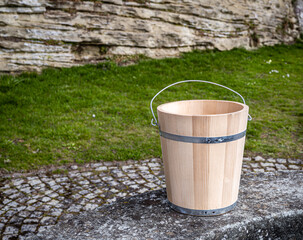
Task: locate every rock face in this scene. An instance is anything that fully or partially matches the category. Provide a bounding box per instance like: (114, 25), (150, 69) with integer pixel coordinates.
(0, 0), (301, 73)
(295, 0), (303, 33)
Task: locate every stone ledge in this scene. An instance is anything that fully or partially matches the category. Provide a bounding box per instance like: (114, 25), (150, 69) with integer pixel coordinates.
(26, 171), (303, 240)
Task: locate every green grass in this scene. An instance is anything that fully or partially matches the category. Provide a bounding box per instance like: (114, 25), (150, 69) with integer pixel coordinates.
(0, 43), (302, 171)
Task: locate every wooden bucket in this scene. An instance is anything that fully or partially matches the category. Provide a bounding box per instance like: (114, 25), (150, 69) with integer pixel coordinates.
(150, 80), (250, 216)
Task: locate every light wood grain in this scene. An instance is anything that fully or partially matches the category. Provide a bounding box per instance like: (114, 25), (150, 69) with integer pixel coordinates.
(157, 100), (249, 210)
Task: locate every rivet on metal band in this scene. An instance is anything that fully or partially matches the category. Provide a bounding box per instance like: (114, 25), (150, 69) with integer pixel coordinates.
(168, 200), (237, 216)
(159, 130), (246, 144)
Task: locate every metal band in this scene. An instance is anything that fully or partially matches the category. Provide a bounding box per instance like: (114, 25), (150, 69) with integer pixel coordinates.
(168, 200), (237, 216)
(159, 130), (246, 144)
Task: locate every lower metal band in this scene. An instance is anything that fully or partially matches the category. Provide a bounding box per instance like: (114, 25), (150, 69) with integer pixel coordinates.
(159, 130), (246, 144)
(168, 200), (237, 216)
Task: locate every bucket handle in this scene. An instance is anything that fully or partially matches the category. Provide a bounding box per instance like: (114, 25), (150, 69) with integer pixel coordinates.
(150, 80), (252, 126)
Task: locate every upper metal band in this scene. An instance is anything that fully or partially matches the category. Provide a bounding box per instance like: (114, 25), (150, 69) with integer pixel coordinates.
(159, 129), (246, 144)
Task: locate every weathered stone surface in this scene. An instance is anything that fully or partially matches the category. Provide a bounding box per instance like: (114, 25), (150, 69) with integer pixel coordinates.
(295, 0), (303, 33)
(0, 0), (301, 73)
(25, 171), (303, 240)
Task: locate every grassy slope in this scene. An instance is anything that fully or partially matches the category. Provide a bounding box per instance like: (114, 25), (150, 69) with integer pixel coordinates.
(0, 43), (302, 171)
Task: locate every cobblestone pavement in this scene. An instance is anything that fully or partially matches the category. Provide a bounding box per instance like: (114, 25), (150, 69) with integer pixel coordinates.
(0, 156), (302, 239)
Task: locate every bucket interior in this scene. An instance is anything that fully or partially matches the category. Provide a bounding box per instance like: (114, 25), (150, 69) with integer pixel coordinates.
(157, 100), (244, 116)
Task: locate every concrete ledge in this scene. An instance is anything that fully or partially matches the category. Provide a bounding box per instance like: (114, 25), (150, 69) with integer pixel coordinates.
(27, 171), (303, 240)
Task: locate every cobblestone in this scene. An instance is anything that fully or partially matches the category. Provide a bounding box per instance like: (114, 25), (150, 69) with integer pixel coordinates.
(288, 159), (301, 164)
(277, 158), (287, 164)
(289, 165), (300, 170)
(21, 224), (37, 234)
(0, 157), (302, 239)
(260, 162), (275, 167)
(267, 158), (276, 163)
(3, 226), (19, 235)
(254, 156), (265, 161)
(275, 163), (288, 170)
(265, 167), (276, 172)
(250, 163), (260, 168)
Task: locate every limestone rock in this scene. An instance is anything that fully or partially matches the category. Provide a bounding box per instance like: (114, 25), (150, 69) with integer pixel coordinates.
(295, 0), (303, 33)
(0, 0), (301, 73)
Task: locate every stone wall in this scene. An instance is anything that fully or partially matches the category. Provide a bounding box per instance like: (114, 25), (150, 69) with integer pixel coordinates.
(0, 0), (300, 73)
(295, 0), (303, 33)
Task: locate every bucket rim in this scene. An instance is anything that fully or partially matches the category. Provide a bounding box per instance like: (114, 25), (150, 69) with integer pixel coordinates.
(157, 99), (249, 118)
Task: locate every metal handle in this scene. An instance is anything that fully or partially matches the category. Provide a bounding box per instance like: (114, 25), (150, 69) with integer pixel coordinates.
(150, 80), (252, 126)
